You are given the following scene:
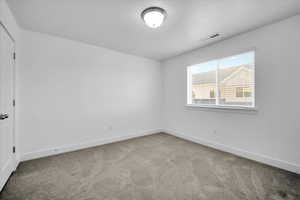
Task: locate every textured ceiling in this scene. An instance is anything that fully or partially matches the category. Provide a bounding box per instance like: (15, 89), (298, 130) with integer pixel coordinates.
(7, 0), (300, 60)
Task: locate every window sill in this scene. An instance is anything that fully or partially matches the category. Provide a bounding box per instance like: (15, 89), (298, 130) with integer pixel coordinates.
(185, 104), (257, 111)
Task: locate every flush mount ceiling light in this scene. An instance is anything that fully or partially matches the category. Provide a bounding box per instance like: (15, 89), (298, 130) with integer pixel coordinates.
(141, 7), (167, 28)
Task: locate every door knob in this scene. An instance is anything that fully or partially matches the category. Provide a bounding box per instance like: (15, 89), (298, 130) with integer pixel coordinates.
(0, 113), (8, 120)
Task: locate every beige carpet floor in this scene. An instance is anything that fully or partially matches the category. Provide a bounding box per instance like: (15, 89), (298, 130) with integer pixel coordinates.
(1, 133), (299, 200)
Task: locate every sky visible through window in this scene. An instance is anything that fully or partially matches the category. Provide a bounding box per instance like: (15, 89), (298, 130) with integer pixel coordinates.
(190, 52), (255, 74)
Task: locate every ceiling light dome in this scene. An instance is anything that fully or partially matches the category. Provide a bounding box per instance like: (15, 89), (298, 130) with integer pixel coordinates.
(141, 7), (167, 28)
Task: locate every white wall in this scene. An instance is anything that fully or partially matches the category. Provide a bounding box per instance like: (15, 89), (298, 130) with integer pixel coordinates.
(0, 0), (18, 40)
(18, 30), (162, 160)
(162, 15), (300, 173)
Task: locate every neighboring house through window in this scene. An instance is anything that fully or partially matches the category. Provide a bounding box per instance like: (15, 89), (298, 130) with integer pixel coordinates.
(187, 51), (255, 108)
(236, 87), (252, 98)
(210, 89), (215, 98)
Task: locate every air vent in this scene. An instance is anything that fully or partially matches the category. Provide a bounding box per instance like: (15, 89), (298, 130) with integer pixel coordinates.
(209, 33), (220, 39)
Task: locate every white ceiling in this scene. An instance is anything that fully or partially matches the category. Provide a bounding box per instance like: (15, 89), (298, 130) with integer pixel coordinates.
(7, 0), (300, 60)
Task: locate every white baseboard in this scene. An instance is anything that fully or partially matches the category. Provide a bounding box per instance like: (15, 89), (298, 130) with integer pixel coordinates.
(14, 154), (20, 171)
(21, 129), (162, 162)
(19, 128), (300, 174)
(163, 129), (300, 174)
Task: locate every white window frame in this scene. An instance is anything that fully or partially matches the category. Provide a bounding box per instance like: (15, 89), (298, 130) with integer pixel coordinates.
(186, 51), (256, 111)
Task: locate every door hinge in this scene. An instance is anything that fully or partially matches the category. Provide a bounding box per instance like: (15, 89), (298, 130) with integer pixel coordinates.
(13, 52), (16, 60)
(13, 99), (16, 107)
(13, 146), (16, 153)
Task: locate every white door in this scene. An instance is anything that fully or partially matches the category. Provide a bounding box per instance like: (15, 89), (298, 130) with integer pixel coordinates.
(0, 23), (15, 191)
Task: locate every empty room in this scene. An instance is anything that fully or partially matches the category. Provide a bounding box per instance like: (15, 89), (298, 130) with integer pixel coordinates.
(0, 0), (300, 199)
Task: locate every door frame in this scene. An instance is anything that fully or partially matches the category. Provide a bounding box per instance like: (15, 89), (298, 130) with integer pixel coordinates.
(0, 20), (17, 179)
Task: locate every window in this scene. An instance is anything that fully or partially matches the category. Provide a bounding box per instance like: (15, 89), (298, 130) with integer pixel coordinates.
(236, 87), (252, 98)
(187, 51), (255, 109)
(236, 87), (244, 98)
(209, 89), (215, 98)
